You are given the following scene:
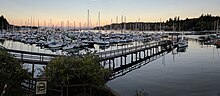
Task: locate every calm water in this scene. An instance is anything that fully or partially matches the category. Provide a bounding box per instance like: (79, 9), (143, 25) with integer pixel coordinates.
(1, 35), (220, 96)
(107, 39), (220, 96)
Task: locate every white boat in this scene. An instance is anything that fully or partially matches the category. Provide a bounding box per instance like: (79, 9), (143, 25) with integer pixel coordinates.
(178, 31), (188, 48)
(36, 40), (46, 46)
(48, 42), (63, 48)
(119, 38), (132, 43)
(178, 39), (188, 48)
(109, 38), (119, 43)
(93, 38), (109, 45)
(0, 34), (5, 41)
(79, 42), (89, 47)
(62, 43), (80, 50)
(177, 46), (187, 52)
(25, 38), (37, 44)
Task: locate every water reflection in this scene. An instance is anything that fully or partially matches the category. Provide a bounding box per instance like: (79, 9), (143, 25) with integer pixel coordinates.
(177, 46), (188, 52)
(110, 51), (170, 80)
(107, 40), (220, 96)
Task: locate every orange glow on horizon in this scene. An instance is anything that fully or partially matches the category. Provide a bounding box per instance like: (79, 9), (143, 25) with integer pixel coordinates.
(8, 16), (174, 28)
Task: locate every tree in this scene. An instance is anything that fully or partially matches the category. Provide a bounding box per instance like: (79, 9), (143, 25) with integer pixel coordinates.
(45, 53), (110, 86)
(0, 49), (30, 96)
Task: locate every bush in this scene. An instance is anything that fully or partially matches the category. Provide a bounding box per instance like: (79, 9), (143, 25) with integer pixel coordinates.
(45, 53), (110, 86)
(0, 49), (30, 96)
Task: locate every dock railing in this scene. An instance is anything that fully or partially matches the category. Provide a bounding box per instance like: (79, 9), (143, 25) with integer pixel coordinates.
(97, 40), (169, 61)
(5, 48), (59, 64)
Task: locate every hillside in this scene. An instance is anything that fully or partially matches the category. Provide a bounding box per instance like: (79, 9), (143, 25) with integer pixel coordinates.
(94, 14), (220, 31)
(0, 15), (10, 30)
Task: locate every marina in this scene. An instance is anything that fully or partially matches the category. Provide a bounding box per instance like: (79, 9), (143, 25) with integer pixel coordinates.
(1, 31), (220, 96)
(1, 0), (220, 95)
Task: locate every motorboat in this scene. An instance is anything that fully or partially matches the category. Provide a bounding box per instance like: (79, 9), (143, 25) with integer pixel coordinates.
(62, 43), (80, 50)
(178, 39), (188, 48)
(177, 46), (187, 52)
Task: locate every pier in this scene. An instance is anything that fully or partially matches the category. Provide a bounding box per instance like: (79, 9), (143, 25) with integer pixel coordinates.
(3, 40), (173, 70)
(3, 40), (173, 78)
(1, 40), (173, 95)
(97, 40), (172, 79)
(4, 40), (172, 65)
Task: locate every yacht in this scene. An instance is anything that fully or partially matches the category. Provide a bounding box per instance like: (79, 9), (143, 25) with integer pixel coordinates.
(62, 43), (80, 50)
(48, 41), (63, 48)
(178, 38), (188, 48)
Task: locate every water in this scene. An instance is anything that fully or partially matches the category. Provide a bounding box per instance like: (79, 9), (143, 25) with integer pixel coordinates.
(0, 40), (145, 55)
(2, 35), (220, 96)
(107, 40), (220, 96)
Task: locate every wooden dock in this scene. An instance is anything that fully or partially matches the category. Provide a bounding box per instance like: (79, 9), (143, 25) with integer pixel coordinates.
(5, 48), (58, 64)
(1, 40), (173, 95)
(2, 40), (173, 78)
(97, 40), (173, 79)
(4, 40), (172, 78)
(3, 40), (172, 65)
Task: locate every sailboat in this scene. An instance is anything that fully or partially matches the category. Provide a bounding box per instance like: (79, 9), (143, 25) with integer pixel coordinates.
(214, 19), (220, 48)
(178, 33), (188, 48)
(177, 46), (187, 52)
(177, 20), (188, 48)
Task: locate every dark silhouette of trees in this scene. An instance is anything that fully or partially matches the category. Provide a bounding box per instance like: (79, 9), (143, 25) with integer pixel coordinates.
(44, 53), (110, 86)
(0, 15), (10, 30)
(0, 48), (30, 96)
(94, 14), (220, 31)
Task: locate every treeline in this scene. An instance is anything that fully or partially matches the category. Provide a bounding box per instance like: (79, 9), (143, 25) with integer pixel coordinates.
(94, 14), (220, 31)
(0, 15), (38, 31)
(0, 15), (10, 30)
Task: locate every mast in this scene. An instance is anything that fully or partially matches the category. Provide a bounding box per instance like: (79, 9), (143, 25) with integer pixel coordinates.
(121, 15), (123, 31)
(33, 17), (35, 27)
(160, 18), (162, 31)
(217, 19), (219, 33)
(67, 20), (69, 31)
(30, 16), (32, 27)
(28, 18), (29, 32)
(74, 21), (75, 31)
(44, 20), (46, 28)
(178, 16), (180, 32)
(90, 17), (92, 30)
(98, 12), (101, 32)
(123, 16), (126, 33)
(2, 21), (4, 33)
(138, 17), (140, 31)
(135, 19), (137, 33)
(110, 18), (112, 30)
(21, 19), (22, 27)
(116, 16), (118, 30)
(214, 21), (216, 32)
(38, 19), (39, 32)
(87, 9), (90, 30)
(50, 19), (52, 30)
(160, 18), (163, 40)
(79, 22), (81, 31)
(25, 21), (27, 32)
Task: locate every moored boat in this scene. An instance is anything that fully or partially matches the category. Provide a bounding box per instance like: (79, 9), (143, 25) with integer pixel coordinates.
(178, 39), (188, 48)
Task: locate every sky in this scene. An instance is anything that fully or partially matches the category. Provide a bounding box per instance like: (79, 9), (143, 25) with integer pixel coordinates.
(1, 0), (220, 27)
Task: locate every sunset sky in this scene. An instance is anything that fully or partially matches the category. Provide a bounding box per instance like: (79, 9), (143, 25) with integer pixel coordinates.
(1, 0), (220, 27)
